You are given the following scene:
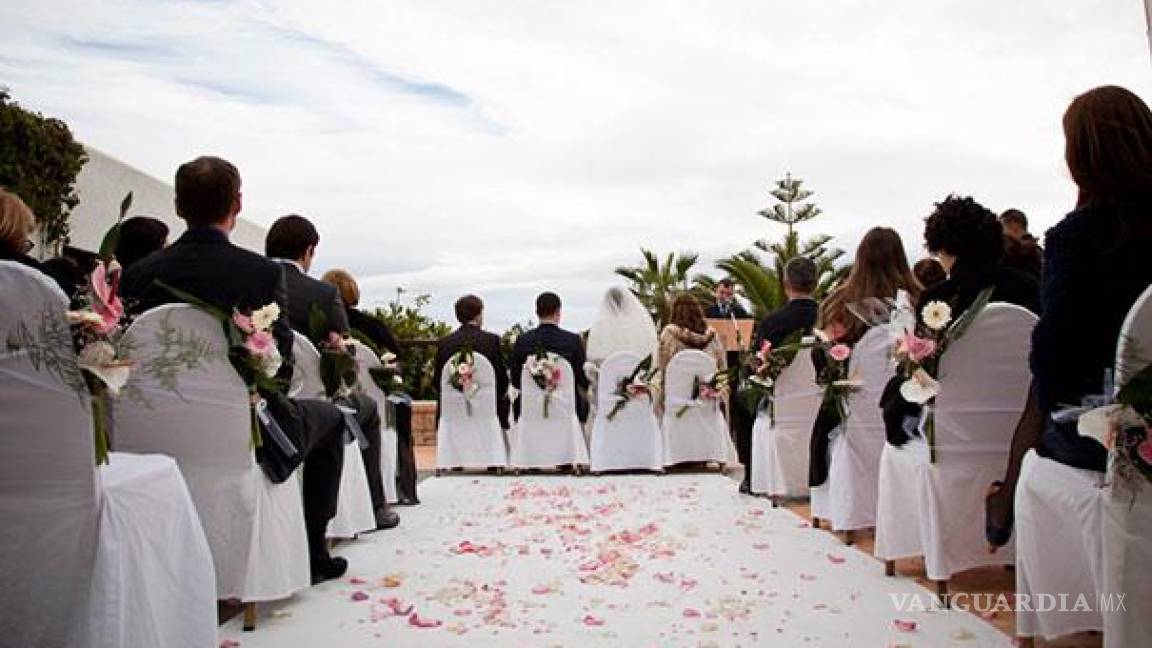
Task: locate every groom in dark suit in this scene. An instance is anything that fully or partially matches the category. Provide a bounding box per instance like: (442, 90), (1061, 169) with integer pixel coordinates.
(264, 214), (400, 531)
(120, 156), (349, 583)
(433, 294), (511, 429)
(510, 292), (589, 423)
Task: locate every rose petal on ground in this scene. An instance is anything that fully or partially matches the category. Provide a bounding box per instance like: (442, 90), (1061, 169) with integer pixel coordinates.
(408, 613), (442, 628)
(582, 614), (605, 627)
(893, 619), (917, 632)
(350, 591), (370, 602)
(826, 553), (846, 564)
(683, 608), (702, 618)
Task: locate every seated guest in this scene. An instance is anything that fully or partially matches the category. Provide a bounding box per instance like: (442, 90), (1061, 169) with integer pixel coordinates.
(434, 295), (511, 429)
(511, 292), (590, 423)
(809, 227), (920, 488)
(738, 256), (820, 492)
(882, 195), (1041, 446)
(656, 292), (727, 418)
(913, 258), (947, 289)
(120, 156), (350, 583)
(115, 216), (169, 270)
(988, 85), (1152, 545)
(0, 188), (73, 295)
(999, 208), (1035, 243)
(265, 215), (399, 530)
(322, 268), (419, 506)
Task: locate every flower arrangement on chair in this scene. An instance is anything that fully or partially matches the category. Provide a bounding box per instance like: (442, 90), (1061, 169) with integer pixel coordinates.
(675, 371), (729, 419)
(811, 326), (861, 429)
(605, 354), (658, 421)
(1078, 358), (1152, 496)
(740, 332), (805, 425)
(526, 343), (563, 418)
(447, 346), (479, 416)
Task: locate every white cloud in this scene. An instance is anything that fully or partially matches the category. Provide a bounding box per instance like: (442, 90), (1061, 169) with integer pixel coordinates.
(1, 0), (1149, 330)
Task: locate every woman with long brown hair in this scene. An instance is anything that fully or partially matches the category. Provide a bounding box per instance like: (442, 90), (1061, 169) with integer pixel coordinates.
(816, 227), (921, 344)
(988, 86), (1152, 552)
(655, 293), (727, 417)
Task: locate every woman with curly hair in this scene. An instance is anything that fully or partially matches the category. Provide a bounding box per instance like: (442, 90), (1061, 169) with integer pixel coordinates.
(655, 293), (726, 418)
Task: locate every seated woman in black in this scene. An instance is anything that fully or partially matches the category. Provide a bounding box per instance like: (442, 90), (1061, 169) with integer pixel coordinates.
(987, 85), (1152, 546)
(882, 195), (1041, 446)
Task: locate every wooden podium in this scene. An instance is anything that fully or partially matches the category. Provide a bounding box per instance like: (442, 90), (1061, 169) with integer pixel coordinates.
(707, 318), (755, 352)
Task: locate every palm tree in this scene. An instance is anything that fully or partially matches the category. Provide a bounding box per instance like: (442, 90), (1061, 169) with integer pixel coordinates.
(614, 248), (701, 327)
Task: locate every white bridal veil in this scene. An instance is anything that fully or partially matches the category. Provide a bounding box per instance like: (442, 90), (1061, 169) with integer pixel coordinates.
(586, 287), (659, 364)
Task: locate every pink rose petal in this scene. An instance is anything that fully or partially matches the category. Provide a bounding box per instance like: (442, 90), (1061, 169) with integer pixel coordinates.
(350, 591), (369, 602)
(683, 608), (702, 618)
(582, 614), (605, 627)
(408, 613), (442, 628)
(827, 553), (846, 564)
(894, 619), (918, 632)
(220, 641), (240, 648)
(348, 577), (367, 585)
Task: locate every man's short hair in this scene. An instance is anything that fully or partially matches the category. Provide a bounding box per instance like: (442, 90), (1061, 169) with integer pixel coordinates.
(455, 294), (484, 324)
(174, 156), (241, 225)
(783, 256), (818, 293)
(265, 214), (319, 260)
(716, 278), (735, 289)
(1000, 208), (1028, 231)
(536, 292), (562, 318)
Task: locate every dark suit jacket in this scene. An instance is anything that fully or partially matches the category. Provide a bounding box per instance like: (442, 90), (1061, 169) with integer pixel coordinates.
(1033, 204), (1152, 472)
(348, 308), (401, 355)
(510, 323), (589, 422)
(705, 301), (751, 319)
(754, 298), (818, 349)
(121, 227), (295, 382)
(274, 260), (349, 343)
(434, 324), (510, 429)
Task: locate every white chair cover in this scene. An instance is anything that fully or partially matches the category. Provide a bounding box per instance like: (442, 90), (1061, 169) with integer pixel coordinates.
(1101, 285), (1152, 647)
(436, 353), (508, 469)
(0, 263), (216, 647)
(1014, 450), (1105, 639)
(809, 326), (893, 531)
(349, 340), (399, 504)
(874, 304), (1036, 580)
(750, 347), (822, 497)
(116, 305), (310, 602)
(662, 349), (737, 465)
(290, 334), (376, 539)
(588, 352), (665, 472)
(509, 356), (590, 468)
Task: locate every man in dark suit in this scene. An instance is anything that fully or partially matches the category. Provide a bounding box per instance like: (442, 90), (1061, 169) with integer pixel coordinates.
(120, 156), (349, 583)
(510, 292), (589, 423)
(433, 295), (511, 430)
(704, 278), (751, 319)
(734, 257), (821, 493)
(265, 214), (399, 531)
(705, 279), (754, 491)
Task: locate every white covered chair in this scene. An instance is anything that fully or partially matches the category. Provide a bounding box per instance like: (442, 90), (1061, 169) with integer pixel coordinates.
(662, 349), (737, 466)
(810, 326), (893, 534)
(436, 353), (508, 470)
(289, 334), (375, 539)
(349, 340), (399, 504)
(588, 352), (665, 472)
(0, 262), (216, 647)
(116, 304), (309, 630)
(509, 355), (590, 469)
(749, 347), (822, 499)
(1100, 285), (1152, 647)
(874, 304), (1036, 593)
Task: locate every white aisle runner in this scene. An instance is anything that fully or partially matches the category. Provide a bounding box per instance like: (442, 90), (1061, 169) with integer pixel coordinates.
(221, 474), (1009, 647)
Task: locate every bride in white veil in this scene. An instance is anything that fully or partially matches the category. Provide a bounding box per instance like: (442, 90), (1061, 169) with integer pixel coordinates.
(586, 286), (659, 366)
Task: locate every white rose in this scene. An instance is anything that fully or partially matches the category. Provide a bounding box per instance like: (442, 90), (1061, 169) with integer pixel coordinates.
(260, 346), (283, 378)
(899, 368), (940, 404)
(251, 303), (281, 332)
(921, 301), (953, 331)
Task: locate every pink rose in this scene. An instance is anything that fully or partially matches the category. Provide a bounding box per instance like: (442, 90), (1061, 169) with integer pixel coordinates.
(758, 340), (772, 360)
(828, 344), (851, 362)
(232, 311), (254, 334)
(245, 330), (276, 357)
(327, 331), (344, 349)
(89, 263), (124, 329)
(1137, 438), (1152, 465)
(899, 332), (937, 363)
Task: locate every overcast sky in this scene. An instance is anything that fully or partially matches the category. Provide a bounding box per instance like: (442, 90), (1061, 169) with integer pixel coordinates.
(2, 1), (1149, 330)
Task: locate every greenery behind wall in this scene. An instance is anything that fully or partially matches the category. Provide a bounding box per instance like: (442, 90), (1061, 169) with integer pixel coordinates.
(0, 89), (88, 256)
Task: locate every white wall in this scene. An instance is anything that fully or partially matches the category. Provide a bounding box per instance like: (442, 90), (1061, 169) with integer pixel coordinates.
(66, 145), (266, 254)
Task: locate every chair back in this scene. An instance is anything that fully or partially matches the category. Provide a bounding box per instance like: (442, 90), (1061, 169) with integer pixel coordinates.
(597, 352), (645, 408)
(664, 349), (720, 411)
(1116, 284), (1152, 389)
(290, 332), (326, 400)
(0, 261), (98, 647)
(845, 326), (895, 433)
(933, 304), (1037, 462)
(771, 346), (823, 425)
(439, 352), (500, 422)
(518, 354), (579, 422)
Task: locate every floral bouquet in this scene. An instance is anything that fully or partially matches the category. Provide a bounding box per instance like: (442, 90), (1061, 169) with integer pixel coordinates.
(739, 332), (806, 424)
(527, 345), (563, 418)
(879, 288), (993, 461)
(68, 260), (134, 464)
(1078, 358), (1152, 494)
(309, 305), (357, 399)
(448, 346), (480, 415)
(368, 350), (408, 395)
(811, 328), (861, 428)
(675, 371), (729, 418)
(605, 354), (658, 421)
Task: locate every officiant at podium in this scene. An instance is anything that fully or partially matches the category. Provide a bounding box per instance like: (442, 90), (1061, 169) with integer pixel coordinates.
(705, 279), (755, 492)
